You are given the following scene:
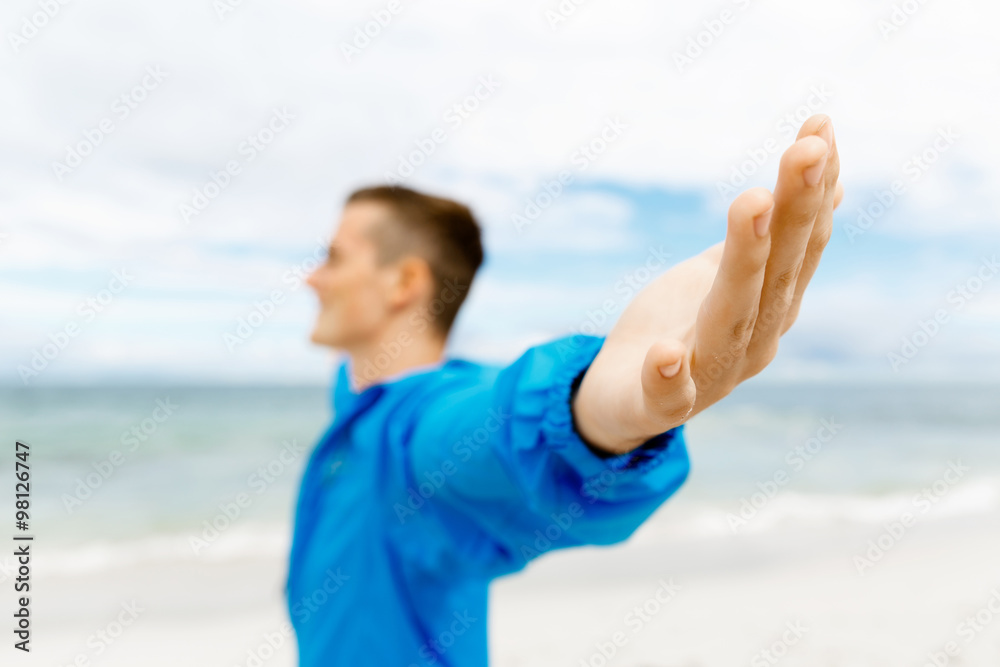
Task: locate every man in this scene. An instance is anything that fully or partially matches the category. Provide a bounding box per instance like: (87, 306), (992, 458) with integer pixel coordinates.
(285, 114), (843, 665)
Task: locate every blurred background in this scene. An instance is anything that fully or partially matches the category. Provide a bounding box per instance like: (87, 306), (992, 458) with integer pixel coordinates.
(2, 0), (999, 665)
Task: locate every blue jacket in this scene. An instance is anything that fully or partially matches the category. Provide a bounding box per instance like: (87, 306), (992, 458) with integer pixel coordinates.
(285, 333), (689, 666)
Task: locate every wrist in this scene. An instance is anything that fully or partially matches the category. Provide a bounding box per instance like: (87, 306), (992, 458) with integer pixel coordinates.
(570, 369), (652, 455)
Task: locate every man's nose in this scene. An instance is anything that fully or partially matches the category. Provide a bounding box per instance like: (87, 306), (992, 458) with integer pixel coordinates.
(305, 269), (320, 289)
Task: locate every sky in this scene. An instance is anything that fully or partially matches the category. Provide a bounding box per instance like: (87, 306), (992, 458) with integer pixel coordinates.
(1, 0), (998, 385)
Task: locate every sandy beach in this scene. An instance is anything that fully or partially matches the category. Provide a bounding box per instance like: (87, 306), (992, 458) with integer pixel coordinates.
(491, 509), (1000, 666)
(22, 501), (1000, 667)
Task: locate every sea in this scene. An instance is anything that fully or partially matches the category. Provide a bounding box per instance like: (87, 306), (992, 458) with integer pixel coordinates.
(2, 382), (999, 578)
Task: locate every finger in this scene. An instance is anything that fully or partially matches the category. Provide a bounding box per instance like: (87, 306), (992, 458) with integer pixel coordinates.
(782, 118), (841, 333)
(690, 187), (774, 395)
(641, 339), (697, 428)
(745, 121), (831, 365)
(833, 181), (845, 210)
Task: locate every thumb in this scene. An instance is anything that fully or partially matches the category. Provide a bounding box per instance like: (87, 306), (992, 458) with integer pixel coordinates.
(640, 339), (697, 428)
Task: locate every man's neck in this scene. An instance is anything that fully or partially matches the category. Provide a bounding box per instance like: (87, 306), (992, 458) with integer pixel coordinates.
(346, 329), (447, 392)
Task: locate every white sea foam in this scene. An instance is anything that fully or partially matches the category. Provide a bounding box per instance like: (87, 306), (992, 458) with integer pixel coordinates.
(634, 476), (1000, 543)
(34, 522), (290, 577)
(34, 478), (1000, 577)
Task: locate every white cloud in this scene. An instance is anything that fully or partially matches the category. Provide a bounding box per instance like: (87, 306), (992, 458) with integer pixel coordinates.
(2, 0), (998, 382)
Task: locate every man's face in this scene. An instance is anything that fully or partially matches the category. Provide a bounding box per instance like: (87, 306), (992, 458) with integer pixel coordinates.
(306, 201), (397, 349)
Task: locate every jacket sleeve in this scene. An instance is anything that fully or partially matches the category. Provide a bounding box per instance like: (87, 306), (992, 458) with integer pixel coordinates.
(406, 333), (690, 574)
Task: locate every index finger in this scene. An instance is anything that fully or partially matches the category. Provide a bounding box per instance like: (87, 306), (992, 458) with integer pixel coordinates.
(690, 187), (773, 398)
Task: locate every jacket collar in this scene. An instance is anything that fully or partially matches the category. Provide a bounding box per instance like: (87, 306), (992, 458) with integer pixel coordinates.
(332, 355), (449, 416)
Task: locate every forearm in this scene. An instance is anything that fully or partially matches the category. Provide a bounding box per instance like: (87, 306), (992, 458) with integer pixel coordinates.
(569, 349), (668, 456)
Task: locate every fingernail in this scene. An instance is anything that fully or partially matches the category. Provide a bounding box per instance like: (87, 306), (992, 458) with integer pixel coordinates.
(658, 360), (681, 378)
(804, 154), (827, 187)
(817, 120), (834, 152)
(753, 205), (773, 238)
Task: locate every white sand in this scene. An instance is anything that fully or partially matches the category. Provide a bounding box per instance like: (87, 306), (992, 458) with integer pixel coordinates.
(23, 510), (1000, 667)
(491, 511), (1000, 666)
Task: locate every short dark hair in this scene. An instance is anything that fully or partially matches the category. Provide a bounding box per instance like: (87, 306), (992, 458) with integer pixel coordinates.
(346, 185), (484, 338)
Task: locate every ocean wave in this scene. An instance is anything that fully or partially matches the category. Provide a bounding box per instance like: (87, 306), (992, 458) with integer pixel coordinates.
(17, 479), (1000, 577)
(638, 476), (1000, 541)
(25, 522), (290, 577)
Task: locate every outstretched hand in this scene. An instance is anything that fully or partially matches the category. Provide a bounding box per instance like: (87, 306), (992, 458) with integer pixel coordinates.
(573, 115), (843, 455)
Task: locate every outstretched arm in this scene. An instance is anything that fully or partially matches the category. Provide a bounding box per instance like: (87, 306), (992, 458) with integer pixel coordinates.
(573, 114), (844, 455)
(406, 333), (692, 576)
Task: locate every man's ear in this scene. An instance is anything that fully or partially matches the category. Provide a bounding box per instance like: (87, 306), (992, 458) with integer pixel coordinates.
(388, 256), (435, 310)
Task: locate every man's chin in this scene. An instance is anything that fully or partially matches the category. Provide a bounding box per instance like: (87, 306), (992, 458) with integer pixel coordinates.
(309, 326), (342, 349)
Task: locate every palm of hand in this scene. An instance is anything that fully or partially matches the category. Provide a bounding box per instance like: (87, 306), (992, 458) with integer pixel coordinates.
(573, 115), (843, 454)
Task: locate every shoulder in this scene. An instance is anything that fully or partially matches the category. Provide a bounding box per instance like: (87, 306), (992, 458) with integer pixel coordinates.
(409, 358), (499, 410)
